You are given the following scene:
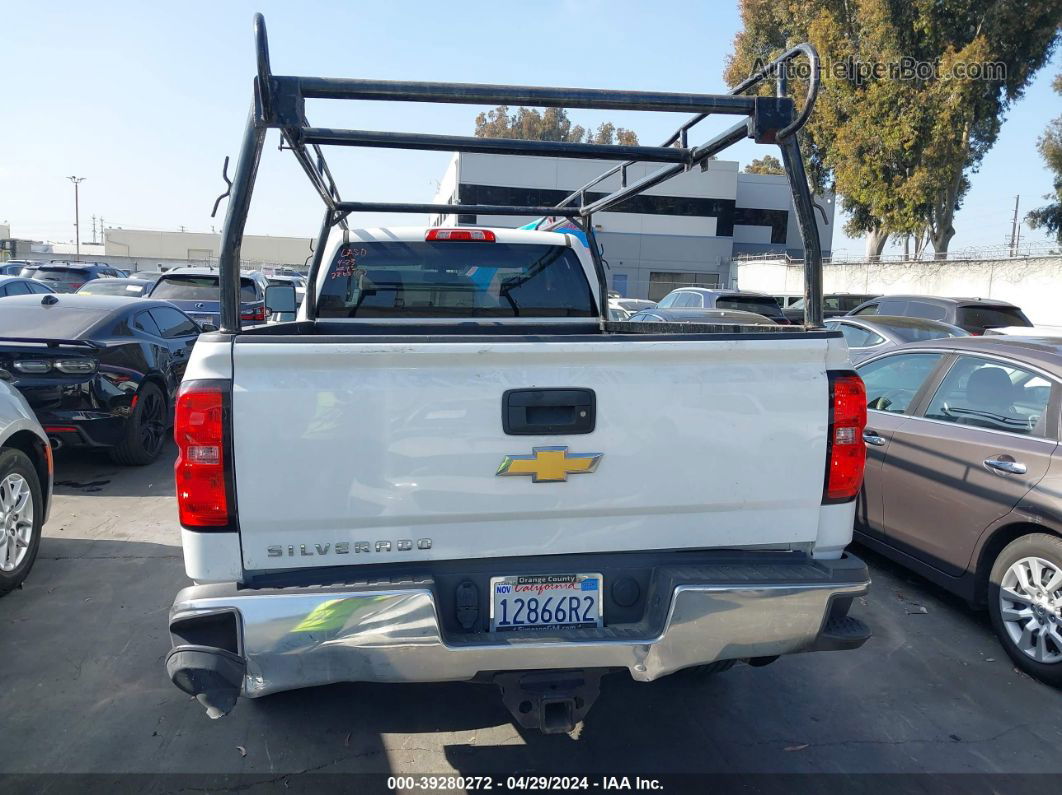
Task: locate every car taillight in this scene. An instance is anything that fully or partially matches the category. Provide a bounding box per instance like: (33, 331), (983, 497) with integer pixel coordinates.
(174, 381), (230, 527)
(425, 228), (496, 242)
(823, 371), (867, 504)
(240, 305), (267, 322)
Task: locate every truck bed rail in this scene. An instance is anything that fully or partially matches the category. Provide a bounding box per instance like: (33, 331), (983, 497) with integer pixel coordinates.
(215, 13), (825, 332)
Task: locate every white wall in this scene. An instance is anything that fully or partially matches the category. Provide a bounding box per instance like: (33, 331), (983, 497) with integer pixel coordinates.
(737, 256), (1062, 325)
(104, 228), (315, 266)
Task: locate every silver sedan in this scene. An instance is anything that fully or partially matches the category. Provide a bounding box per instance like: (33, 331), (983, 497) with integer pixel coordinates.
(0, 378), (51, 595)
(826, 315), (968, 364)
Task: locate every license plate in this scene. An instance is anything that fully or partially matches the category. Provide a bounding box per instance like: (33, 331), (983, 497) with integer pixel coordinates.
(489, 573), (603, 632)
(191, 314), (214, 324)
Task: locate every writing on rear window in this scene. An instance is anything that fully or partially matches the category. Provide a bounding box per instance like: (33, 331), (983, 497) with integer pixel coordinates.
(316, 241), (595, 318)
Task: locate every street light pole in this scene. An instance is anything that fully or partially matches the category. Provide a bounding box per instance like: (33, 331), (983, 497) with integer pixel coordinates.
(67, 176), (85, 261)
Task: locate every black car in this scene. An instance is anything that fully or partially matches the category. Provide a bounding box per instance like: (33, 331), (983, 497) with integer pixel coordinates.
(847, 295), (1032, 335)
(782, 292), (880, 323)
(21, 262), (125, 293)
(0, 294), (204, 465)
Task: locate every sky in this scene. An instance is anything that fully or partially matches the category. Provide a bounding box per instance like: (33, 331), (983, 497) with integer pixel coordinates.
(1, 0), (1060, 258)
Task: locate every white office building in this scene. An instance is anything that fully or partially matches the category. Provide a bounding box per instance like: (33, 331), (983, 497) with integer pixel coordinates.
(432, 153), (834, 300)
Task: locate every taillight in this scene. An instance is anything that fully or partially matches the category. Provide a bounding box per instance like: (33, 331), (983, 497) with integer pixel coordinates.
(425, 228), (496, 242)
(823, 371), (867, 504)
(174, 381), (230, 527)
(241, 305), (267, 322)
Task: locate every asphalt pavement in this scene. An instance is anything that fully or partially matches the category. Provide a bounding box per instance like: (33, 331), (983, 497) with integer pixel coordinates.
(1, 444), (1060, 789)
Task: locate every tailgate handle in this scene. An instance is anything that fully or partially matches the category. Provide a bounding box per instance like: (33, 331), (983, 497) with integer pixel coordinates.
(503, 388), (596, 435)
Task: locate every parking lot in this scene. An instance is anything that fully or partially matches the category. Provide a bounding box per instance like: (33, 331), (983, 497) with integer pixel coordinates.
(0, 445), (1059, 786)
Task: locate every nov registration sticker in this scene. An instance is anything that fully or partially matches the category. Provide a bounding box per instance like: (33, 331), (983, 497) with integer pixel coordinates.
(489, 573), (603, 632)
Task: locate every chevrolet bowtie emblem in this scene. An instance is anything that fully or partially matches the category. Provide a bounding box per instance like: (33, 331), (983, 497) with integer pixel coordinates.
(496, 446), (603, 483)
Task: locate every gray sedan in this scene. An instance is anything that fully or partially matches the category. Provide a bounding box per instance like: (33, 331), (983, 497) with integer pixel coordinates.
(826, 315), (968, 363)
(0, 378), (50, 596)
(627, 307), (776, 325)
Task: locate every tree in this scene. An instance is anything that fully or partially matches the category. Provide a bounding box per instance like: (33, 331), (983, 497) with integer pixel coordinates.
(744, 155), (786, 175)
(474, 106), (638, 145)
(1027, 73), (1062, 243)
(725, 1), (1062, 259)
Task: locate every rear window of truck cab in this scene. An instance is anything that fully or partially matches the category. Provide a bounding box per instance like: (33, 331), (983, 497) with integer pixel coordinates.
(316, 241), (596, 318)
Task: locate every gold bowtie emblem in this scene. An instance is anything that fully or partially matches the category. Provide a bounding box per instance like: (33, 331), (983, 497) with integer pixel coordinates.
(496, 446), (603, 483)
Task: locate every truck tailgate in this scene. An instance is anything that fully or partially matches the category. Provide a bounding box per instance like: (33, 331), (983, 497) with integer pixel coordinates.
(231, 336), (830, 571)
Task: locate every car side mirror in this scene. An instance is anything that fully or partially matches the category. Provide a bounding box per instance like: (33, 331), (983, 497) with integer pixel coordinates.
(265, 284), (297, 314)
(199, 321), (219, 333)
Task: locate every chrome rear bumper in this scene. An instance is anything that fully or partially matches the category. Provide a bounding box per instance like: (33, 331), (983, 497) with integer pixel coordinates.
(166, 554), (869, 710)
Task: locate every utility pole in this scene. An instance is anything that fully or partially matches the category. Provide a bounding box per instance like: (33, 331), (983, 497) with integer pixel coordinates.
(1008, 195), (1020, 257)
(67, 176), (86, 261)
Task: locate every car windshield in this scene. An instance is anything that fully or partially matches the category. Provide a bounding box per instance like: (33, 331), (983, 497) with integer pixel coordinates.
(316, 241), (595, 318)
(152, 275), (259, 303)
(958, 305), (1031, 333)
(715, 296), (781, 316)
(78, 281), (146, 296)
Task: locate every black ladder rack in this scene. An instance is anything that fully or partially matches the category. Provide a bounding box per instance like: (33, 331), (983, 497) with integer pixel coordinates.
(216, 12), (825, 332)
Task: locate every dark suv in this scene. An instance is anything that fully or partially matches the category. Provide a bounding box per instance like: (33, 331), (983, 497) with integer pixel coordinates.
(20, 262), (124, 293)
(847, 295), (1032, 335)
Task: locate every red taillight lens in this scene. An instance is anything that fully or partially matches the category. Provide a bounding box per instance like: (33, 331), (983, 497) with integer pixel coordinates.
(823, 372), (867, 504)
(425, 228), (496, 242)
(174, 381), (229, 527)
(241, 305), (267, 322)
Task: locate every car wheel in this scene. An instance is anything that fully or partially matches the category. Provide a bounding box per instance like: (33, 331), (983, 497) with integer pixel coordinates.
(0, 448), (44, 596)
(109, 382), (167, 466)
(988, 533), (1062, 686)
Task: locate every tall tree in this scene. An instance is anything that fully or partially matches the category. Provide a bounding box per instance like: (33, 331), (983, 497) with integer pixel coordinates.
(474, 106), (638, 145)
(744, 154), (786, 175)
(725, 1), (1062, 259)
(1027, 73), (1062, 243)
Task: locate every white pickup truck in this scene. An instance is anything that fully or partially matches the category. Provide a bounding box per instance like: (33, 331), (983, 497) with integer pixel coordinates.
(165, 16), (871, 733)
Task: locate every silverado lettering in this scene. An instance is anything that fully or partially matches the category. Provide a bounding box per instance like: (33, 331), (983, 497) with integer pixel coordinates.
(266, 539), (432, 557)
